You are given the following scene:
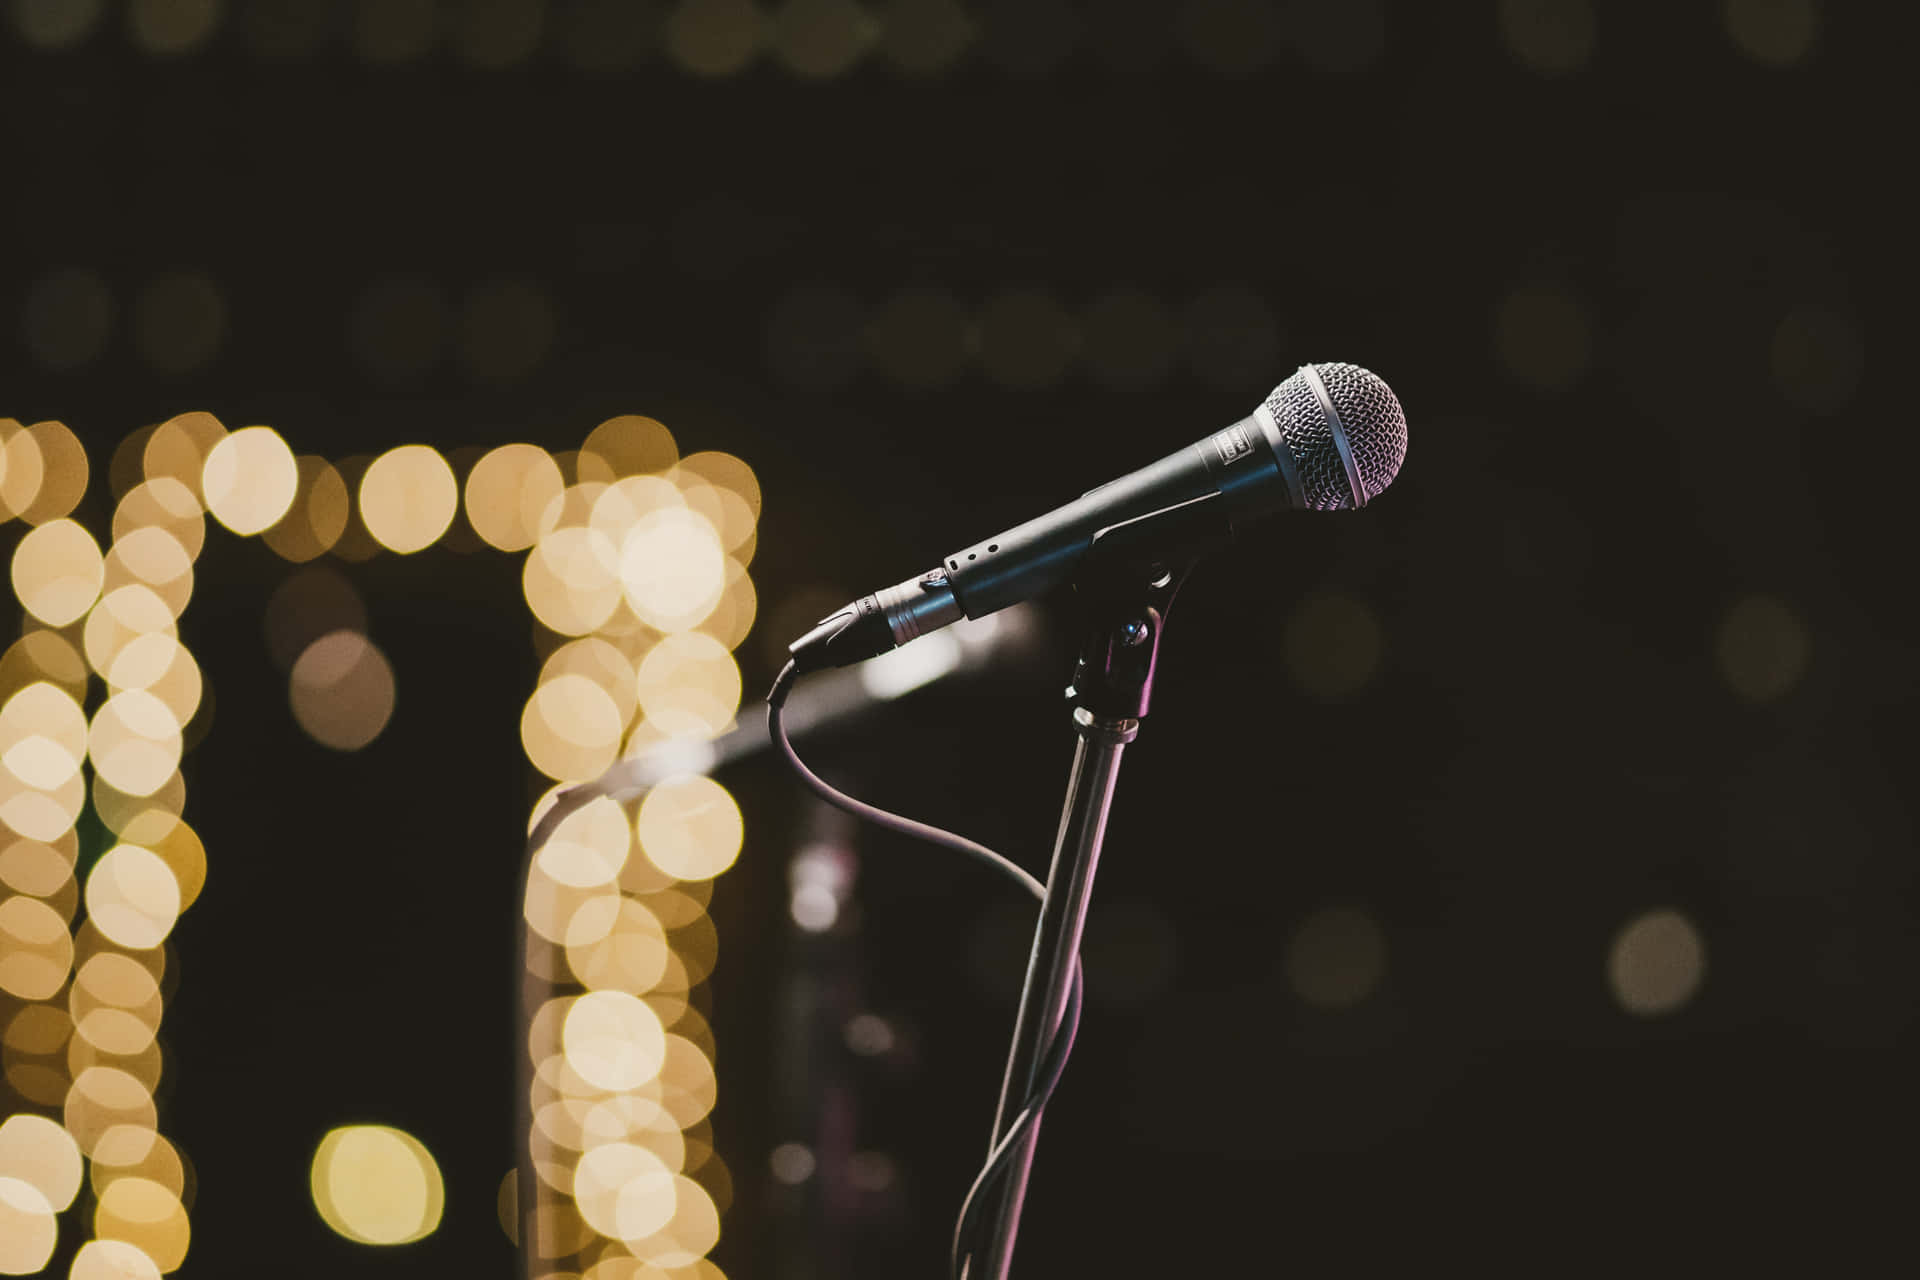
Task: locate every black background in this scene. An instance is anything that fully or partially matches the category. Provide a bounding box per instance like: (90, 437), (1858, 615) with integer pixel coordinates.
(5, 1), (1916, 1275)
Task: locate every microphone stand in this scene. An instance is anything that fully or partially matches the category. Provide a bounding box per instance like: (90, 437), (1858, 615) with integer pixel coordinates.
(968, 492), (1231, 1279)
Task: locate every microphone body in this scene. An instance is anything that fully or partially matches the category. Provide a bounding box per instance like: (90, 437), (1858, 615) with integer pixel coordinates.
(789, 362), (1406, 674)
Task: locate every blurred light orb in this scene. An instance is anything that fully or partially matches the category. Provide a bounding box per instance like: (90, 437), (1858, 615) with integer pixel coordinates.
(536, 795), (632, 889)
(879, 0), (973, 75)
(360, 445), (458, 553)
(582, 415), (679, 482)
(87, 690), (184, 798)
(865, 287), (970, 389)
(0, 1176), (57, 1273)
(17, 421), (89, 525)
(635, 633), (740, 740)
(89, 1127), (187, 1204)
(1498, 0), (1595, 75)
(541, 638), (640, 728)
(127, 0), (223, 55)
(63, 1067), (158, 1156)
(1716, 595), (1809, 702)
(263, 564), (367, 671)
(665, 0), (765, 76)
(311, 1124), (445, 1245)
(201, 426), (299, 535)
(84, 844), (182, 950)
(564, 990), (667, 1092)
(1181, 284), (1280, 391)
(522, 674), (624, 783)
(0, 682), (88, 789)
(262, 456), (351, 563)
(70, 1240), (163, 1280)
(977, 288), (1078, 391)
(0, 895), (73, 1000)
(83, 585), (178, 683)
(566, 897), (671, 996)
(573, 1141), (674, 1241)
(1080, 288), (1176, 392)
(12, 518), (105, 626)
(620, 508), (725, 632)
(772, 0), (875, 78)
(637, 1174), (721, 1264)
(93, 1175), (190, 1271)
(637, 776), (743, 882)
(289, 630), (397, 751)
(1609, 908), (1706, 1016)
(1724, 0), (1817, 66)
(142, 411), (226, 503)
(0, 422), (47, 523)
(103, 527), (195, 617)
(1284, 905), (1388, 1008)
(525, 526), (624, 636)
(350, 277), (448, 380)
(113, 478), (205, 562)
(10, 0), (107, 49)
(466, 444), (565, 551)
(458, 278), (555, 380)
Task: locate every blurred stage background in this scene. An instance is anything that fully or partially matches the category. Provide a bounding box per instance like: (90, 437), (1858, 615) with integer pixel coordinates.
(1, 0), (1913, 1275)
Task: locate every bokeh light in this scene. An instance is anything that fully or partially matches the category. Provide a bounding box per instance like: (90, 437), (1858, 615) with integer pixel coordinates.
(87, 690), (184, 799)
(1723, 0), (1818, 66)
(1608, 908), (1707, 1016)
(636, 776), (743, 882)
(261, 456), (351, 563)
(21, 267), (112, 372)
(63, 1067), (158, 1156)
(93, 1175), (190, 1270)
(113, 479), (206, 563)
(522, 674), (625, 783)
(0, 421), (47, 523)
(289, 630), (398, 751)
(127, 0), (224, 56)
(311, 1124), (445, 1246)
(0, 895), (74, 1000)
(0, 1114), (82, 1213)
(16, 421), (89, 525)
(1498, 0), (1595, 75)
(83, 844), (182, 951)
(664, 0), (765, 76)
(201, 426), (300, 536)
(70, 1240), (163, 1280)
(11, 518), (105, 627)
(466, 443), (566, 551)
(132, 272), (227, 374)
(525, 526), (624, 636)
(9, 0), (107, 50)
(619, 508), (726, 633)
(359, 445), (458, 553)
(0, 1176), (57, 1273)
(102, 528), (195, 619)
(564, 991), (667, 1093)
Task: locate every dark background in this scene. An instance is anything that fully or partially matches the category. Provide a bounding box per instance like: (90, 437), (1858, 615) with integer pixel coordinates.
(6, 0), (1915, 1275)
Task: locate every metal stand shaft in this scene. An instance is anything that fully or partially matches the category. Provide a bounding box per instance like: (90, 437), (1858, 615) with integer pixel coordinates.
(971, 707), (1138, 1279)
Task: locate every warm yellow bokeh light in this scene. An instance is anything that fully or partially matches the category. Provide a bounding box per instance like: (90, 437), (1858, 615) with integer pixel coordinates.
(636, 777), (743, 882)
(73, 952), (165, 1057)
(311, 1124), (445, 1246)
(0, 420), (45, 523)
(1609, 908), (1707, 1016)
(87, 690), (184, 798)
(102, 527), (195, 618)
(0, 1176), (57, 1274)
(581, 415), (678, 480)
(522, 673), (624, 783)
(11, 518), (105, 626)
(202, 425), (300, 535)
(89, 1127), (187, 1203)
(564, 991), (667, 1093)
(289, 631), (397, 751)
(360, 445), (458, 553)
(0, 1114), (83, 1214)
(0, 895), (73, 1000)
(635, 633), (740, 740)
(619, 508), (725, 632)
(566, 897), (670, 996)
(70, 1240), (163, 1280)
(84, 844), (183, 951)
(0, 682), (89, 789)
(535, 796), (633, 889)
(63, 1067), (158, 1156)
(18, 421), (89, 525)
(573, 1141), (675, 1241)
(112, 479), (206, 563)
(466, 443), (565, 551)
(541, 638), (640, 728)
(144, 412), (226, 501)
(94, 1175), (190, 1271)
(83, 585), (178, 683)
(262, 455), (350, 563)
(525, 526), (623, 636)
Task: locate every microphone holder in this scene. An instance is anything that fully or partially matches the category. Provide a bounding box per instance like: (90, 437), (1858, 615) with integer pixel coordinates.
(968, 492), (1231, 1279)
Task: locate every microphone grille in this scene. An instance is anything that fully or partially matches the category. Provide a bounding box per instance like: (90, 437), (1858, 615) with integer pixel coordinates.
(1266, 362), (1409, 510)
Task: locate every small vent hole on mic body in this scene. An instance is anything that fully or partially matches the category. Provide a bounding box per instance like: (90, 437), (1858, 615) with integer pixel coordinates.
(949, 559), (959, 571)
(987, 544), (998, 552)
(967, 553), (976, 560)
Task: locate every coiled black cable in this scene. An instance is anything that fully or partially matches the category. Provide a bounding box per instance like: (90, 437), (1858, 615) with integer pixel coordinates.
(766, 661), (1083, 1279)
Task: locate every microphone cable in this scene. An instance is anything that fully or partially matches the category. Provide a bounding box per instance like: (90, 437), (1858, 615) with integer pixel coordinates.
(766, 660), (1084, 1280)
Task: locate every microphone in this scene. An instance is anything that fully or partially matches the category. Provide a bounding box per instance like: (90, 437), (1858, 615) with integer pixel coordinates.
(788, 362), (1408, 673)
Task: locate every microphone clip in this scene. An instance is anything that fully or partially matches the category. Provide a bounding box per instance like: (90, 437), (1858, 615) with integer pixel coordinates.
(1064, 491), (1232, 720)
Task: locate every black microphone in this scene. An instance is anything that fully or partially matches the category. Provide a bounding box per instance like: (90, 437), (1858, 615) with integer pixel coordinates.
(788, 362), (1408, 673)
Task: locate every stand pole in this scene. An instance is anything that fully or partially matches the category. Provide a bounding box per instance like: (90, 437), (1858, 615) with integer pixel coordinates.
(971, 705), (1138, 1278)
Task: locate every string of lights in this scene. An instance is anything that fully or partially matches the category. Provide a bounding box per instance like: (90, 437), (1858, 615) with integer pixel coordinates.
(0, 410), (756, 1276)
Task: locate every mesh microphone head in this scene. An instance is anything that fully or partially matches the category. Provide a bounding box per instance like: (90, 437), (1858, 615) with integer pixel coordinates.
(1265, 362), (1408, 511)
